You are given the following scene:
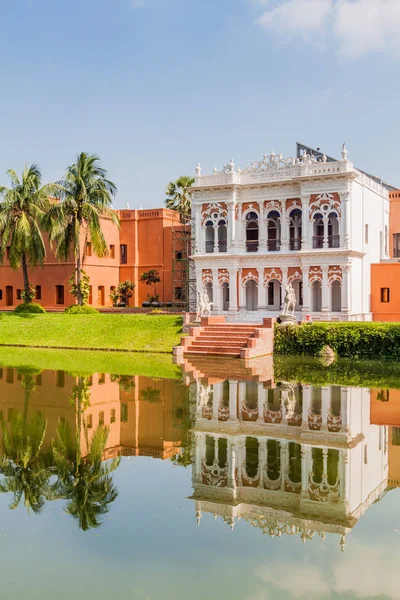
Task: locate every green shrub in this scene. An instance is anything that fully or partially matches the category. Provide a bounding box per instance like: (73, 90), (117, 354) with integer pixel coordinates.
(274, 322), (400, 360)
(150, 309), (164, 314)
(14, 303), (46, 314)
(64, 305), (99, 315)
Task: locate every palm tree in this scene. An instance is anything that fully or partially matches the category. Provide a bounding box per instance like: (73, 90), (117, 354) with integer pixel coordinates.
(52, 422), (120, 530)
(0, 411), (52, 514)
(0, 165), (55, 303)
(46, 153), (118, 305)
(165, 176), (194, 220)
(51, 375), (120, 530)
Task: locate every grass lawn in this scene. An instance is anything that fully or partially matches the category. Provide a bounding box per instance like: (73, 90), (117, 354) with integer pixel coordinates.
(0, 313), (183, 353)
(0, 346), (182, 379)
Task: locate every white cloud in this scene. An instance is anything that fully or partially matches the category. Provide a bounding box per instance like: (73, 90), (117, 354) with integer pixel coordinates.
(254, 541), (400, 599)
(255, 0), (400, 58)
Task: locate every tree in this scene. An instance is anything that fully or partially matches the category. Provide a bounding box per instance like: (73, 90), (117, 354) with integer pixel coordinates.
(51, 375), (120, 530)
(165, 176), (194, 220)
(110, 280), (135, 307)
(0, 411), (52, 514)
(0, 165), (55, 303)
(46, 153), (118, 305)
(140, 269), (161, 302)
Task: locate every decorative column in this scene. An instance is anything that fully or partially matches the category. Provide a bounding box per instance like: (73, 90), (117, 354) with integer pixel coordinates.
(301, 194), (310, 250)
(321, 386), (330, 431)
(194, 204), (202, 253)
(194, 432), (204, 483)
(281, 208), (289, 252)
(213, 225), (219, 253)
(302, 385), (311, 429)
(228, 439), (237, 490)
(259, 202), (267, 252)
(239, 271), (246, 312)
(321, 265), (329, 313)
(237, 438), (245, 487)
(340, 189), (351, 249)
(196, 268), (202, 305)
(341, 387), (350, 433)
(281, 267), (288, 312)
(227, 200), (236, 252)
(212, 268), (219, 312)
(280, 440), (289, 490)
(301, 266), (310, 317)
(323, 217), (329, 249)
(301, 445), (310, 498)
(228, 268), (238, 312)
(257, 383), (265, 422)
(341, 265), (351, 315)
(229, 380), (238, 421)
(212, 383), (221, 421)
(238, 382), (246, 419)
(257, 268), (266, 310)
(258, 438), (266, 488)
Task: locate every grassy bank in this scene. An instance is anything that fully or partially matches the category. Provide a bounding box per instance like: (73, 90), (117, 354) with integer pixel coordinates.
(0, 313), (182, 353)
(0, 346), (182, 379)
(274, 356), (400, 389)
(274, 322), (400, 360)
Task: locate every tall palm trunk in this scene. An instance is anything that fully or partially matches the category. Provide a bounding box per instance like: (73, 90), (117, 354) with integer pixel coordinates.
(21, 252), (32, 303)
(75, 237), (82, 306)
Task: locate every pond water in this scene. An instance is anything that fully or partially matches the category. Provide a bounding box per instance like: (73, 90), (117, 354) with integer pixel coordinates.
(0, 352), (399, 599)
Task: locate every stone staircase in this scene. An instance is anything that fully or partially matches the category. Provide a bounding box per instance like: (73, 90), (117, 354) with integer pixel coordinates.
(176, 316), (274, 359)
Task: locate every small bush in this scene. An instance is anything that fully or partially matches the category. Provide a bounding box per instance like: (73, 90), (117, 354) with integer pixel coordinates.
(274, 322), (400, 360)
(14, 303), (46, 314)
(150, 309), (164, 314)
(64, 305), (99, 315)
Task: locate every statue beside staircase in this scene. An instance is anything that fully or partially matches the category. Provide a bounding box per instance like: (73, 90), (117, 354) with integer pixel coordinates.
(278, 283), (297, 326)
(196, 289), (213, 321)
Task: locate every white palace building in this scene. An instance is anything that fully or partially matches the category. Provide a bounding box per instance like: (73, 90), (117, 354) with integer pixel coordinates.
(191, 144), (390, 321)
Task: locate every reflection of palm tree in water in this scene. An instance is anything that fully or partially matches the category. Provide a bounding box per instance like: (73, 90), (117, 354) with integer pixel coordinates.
(52, 376), (120, 530)
(0, 368), (52, 514)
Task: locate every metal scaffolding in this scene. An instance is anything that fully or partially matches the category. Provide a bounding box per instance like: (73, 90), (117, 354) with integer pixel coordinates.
(172, 212), (197, 312)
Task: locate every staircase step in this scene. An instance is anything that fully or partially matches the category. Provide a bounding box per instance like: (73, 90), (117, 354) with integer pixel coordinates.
(185, 349), (241, 357)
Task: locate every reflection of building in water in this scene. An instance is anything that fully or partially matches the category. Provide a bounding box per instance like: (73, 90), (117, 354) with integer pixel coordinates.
(0, 368), (185, 460)
(370, 388), (400, 487)
(186, 358), (388, 549)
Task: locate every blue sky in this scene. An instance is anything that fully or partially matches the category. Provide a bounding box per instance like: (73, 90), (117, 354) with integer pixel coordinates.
(0, 0), (399, 208)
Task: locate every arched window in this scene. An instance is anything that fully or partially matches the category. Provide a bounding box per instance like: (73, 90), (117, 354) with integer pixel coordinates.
(245, 437), (259, 479)
(222, 282), (229, 311)
(328, 212), (340, 248)
(288, 442), (302, 484)
(218, 219), (227, 253)
(204, 282), (213, 304)
(313, 213), (324, 248)
(289, 209), (302, 251)
(205, 220), (214, 253)
(246, 212), (259, 252)
(267, 439), (281, 481)
(218, 437), (228, 469)
(267, 280), (282, 311)
(267, 210), (281, 251)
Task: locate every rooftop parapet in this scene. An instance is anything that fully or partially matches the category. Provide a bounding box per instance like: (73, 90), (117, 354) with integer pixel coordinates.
(193, 145), (355, 188)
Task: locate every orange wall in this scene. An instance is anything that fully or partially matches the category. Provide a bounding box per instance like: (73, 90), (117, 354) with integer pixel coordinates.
(370, 388), (400, 426)
(371, 263), (400, 321)
(0, 207), (179, 309)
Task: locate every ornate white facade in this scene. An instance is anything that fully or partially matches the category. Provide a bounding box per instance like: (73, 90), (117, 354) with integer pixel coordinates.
(191, 146), (390, 321)
(189, 373), (388, 547)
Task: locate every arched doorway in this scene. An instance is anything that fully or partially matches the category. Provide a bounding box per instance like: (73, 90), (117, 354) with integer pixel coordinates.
(222, 282), (229, 311)
(246, 280), (257, 311)
(311, 281), (322, 312)
(267, 280), (282, 311)
(331, 280), (341, 311)
(291, 280), (303, 308)
(204, 282), (213, 305)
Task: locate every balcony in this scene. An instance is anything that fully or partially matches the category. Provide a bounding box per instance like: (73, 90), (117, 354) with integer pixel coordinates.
(218, 241), (227, 253)
(267, 239), (280, 252)
(313, 235), (340, 249)
(289, 238), (302, 251)
(246, 241), (259, 253)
